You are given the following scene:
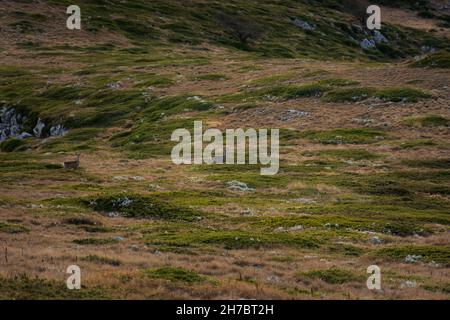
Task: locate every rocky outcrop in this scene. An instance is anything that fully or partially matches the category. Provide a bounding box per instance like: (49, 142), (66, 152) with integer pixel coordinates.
(33, 118), (45, 138)
(0, 107), (68, 143)
(49, 124), (68, 137)
(0, 107), (27, 142)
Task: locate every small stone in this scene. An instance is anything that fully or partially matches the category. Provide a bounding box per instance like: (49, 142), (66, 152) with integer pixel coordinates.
(114, 236), (124, 241)
(405, 254), (422, 264)
(291, 17), (315, 30)
(370, 236), (382, 245)
(400, 280), (417, 289)
(226, 180), (254, 192)
(288, 225), (303, 232)
(360, 38), (376, 49)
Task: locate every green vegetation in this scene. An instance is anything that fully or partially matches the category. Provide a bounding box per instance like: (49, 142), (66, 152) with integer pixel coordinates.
(375, 246), (450, 266)
(404, 115), (449, 127)
(0, 221), (29, 234)
(322, 87), (431, 103)
(0, 139), (26, 152)
(86, 194), (199, 220)
(411, 50), (450, 68)
(302, 148), (380, 160)
(375, 88), (432, 102)
(300, 268), (362, 284)
(72, 238), (118, 245)
(143, 267), (206, 284)
(81, 255), (122, 266)
(302, 128), (387, 144)
(322, 87), (375, 102)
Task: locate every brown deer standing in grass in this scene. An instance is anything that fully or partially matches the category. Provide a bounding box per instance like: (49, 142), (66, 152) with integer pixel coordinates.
(64, 153), (80, 169)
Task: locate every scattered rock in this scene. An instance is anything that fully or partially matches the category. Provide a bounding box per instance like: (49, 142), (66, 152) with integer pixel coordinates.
(360, 38), (376, 49)
(33, 118), (46, 137)
(114, 236), (124, 241)
(274, 227), (285, 232)
(370, 236), (382, 245)
(279, 109), (308, 122)
(17, 132), (33, 139)
(226, 180), (254, 192)
(241, 208), (253, 216)
(291, 17), (315, 30)
(405, 254), (423, 264)
(106, 81), (122, 90)
(266, 275), (280, 283)
(288, 225), (303, 232)
(0, 107), (26, 141)
(49, 124), (68, 137)
(291, 198), (317, 204)
(373, 30), (388, 44)
(400, 280), (417, 289)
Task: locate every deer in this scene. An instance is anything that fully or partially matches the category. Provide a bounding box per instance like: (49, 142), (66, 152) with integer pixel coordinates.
(64, 153), (80, 169)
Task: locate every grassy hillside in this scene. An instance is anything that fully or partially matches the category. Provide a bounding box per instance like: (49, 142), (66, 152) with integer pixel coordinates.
(0, 0), (449, 300)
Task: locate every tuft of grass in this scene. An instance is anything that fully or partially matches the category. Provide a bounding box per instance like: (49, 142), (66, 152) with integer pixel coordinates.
(194, 74), (229, 81)
(322, 87), (375, 102)
(143, 267), (206, 284)
(72, 238), (118, 245)
(300, 268), (362, 284)
(398, 139), (436, 149)
(375, 88), (431, 102)
(85, 194), (198, 221)
(404, 115), (449, 127)
(0, 221), (29, 234)
(411, 50), (450, 68)
(0, 274), (112, 299)
(302, 128), (387, 145)
(374, 246), (450, 266)
(302, 148), (380, 160)
(81, 255), (121, 266)
(0, 139), (26, 152)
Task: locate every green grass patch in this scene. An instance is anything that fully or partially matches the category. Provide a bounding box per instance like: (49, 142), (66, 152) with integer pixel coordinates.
(322, 87), (375, 102)
(0, 274), (112, 299)
(0, 221), (29, 234)
(81, 255), (121, 266)
(194, 74), (229, 81)
(300, 268), (362, 284)
(375, 88), (432, 102)
(72, 238), (118, 245)
(374, 246), (450, 266)
(411, 50), (450, 68)
(0, 139), (26, 152)
(143, 267), (206, 284)
(302, 148), (380, 160)
(404, 115), (449, 127)
(85, 194), (199, 221)
(302, 128), (387, 144)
